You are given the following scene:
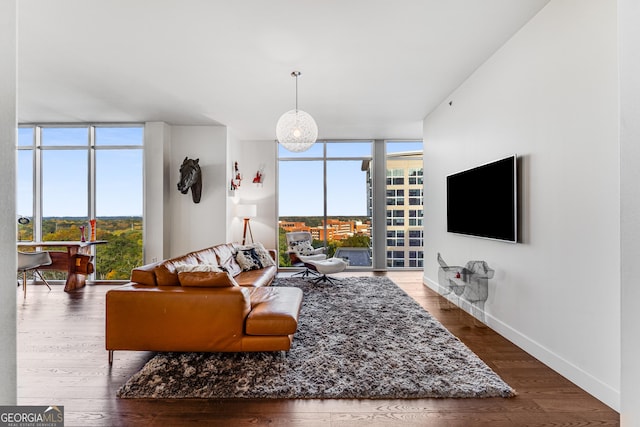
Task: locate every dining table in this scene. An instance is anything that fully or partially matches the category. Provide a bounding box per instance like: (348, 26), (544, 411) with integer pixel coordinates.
(17, 240), (107, 292)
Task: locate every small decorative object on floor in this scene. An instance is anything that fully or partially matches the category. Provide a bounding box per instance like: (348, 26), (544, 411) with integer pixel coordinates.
(437, 253), (494, 322)
(177, 157), (202, 203)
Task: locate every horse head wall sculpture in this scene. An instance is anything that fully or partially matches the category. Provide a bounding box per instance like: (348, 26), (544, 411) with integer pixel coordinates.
(177, 157), (202, 203)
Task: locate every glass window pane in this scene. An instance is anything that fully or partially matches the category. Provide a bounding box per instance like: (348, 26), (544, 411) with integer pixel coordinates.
(18, 127), (34, 146)
(279, 161), (324, 216)
(327, 161), (368, 216)
(278, 161), (324, 266)
(386, 140), (423, 268)
(326, 141), (372, 158)
(327, 160), (371, 267)
(278, 142), (324, 158)
(17, 150), (33, 241)
(95, 149), (143, 279)
(95, 149), (143, 280)
(96, 150), (143, 216)
(387, 140), (423, 154)
(95, 126), (144, 146)
(42, 127), (88, 146)
(42, 150), (88, 241)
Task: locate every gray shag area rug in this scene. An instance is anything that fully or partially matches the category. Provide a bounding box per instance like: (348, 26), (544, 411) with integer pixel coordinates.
(117, 276), (515, 399)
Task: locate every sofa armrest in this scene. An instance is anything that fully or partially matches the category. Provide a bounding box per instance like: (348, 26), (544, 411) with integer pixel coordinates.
(130, 262), (161, 286)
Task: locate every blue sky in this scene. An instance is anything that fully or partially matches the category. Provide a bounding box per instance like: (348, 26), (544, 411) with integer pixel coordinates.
(17, 127), (144, 217)
(17, 130), (421, 219)
(278, 141), (422, 217)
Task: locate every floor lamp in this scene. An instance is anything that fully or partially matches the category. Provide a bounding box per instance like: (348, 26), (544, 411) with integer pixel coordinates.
(236, 204), (257, 245)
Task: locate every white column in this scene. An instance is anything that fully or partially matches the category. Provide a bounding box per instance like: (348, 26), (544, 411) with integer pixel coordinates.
(620, 0), (640, 424)
(0, 0), (17, 405)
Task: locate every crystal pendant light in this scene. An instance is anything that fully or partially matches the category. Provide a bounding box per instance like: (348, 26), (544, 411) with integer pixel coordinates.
(276, 71), (318, 153)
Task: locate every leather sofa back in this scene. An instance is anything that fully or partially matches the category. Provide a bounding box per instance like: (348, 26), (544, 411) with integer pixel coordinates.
(130, 243), (274, 287)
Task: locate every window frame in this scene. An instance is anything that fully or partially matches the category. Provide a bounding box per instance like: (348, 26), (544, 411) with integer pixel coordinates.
(17, 123), (144, 281)
(279, 139), (423, 271)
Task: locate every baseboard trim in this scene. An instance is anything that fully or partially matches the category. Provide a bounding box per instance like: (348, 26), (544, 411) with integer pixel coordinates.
(423, 274), (620, 412)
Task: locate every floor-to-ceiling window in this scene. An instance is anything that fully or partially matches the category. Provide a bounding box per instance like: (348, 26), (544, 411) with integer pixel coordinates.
(278, 139), (423, 270)
(385, 141), (424, 268)
(278, 141), (372, 268)
(17, 124), (144, 280)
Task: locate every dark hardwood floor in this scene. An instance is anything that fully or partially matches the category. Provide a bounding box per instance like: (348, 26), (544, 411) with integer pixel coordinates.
(17, 271), (619, 426)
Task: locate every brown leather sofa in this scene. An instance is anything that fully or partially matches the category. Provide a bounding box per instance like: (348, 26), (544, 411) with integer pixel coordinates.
(105, 243), (303, 364)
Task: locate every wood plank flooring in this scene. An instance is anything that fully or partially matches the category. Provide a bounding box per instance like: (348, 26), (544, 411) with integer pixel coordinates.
(17, 271), (619, 426)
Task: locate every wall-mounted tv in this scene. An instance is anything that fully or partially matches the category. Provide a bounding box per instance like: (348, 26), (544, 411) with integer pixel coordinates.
(447, 155), (518, 243)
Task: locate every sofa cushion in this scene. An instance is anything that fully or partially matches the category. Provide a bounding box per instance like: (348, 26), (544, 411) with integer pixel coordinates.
(234, 266), (278, 287)
(175, 263), (223, 273)
(214, 244), (242, 277)
(178, 271), (239, 287)
(193, 246), (219, 266)
(246, 287), (303, 336)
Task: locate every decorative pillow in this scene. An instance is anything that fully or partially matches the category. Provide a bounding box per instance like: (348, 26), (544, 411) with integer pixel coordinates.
(177, 271), (239, 287)
(214, 244), (243, 277)
(175, 263), (223, 273)
(237, 242), (276, 267)
(235, 248), (264, 271)
(290, 240), (315, 256)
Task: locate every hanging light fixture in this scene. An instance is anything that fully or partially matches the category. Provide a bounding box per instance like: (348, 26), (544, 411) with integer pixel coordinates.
(276, 71), (318, 152)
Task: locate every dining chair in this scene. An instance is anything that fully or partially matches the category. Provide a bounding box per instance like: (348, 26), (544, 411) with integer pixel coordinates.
(17, 251), (53, 298)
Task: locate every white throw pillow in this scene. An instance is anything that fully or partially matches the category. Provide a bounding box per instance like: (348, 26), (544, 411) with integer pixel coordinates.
(174, 263), (223, 273)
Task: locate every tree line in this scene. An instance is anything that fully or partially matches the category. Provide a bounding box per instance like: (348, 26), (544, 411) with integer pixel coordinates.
(18, 217), (142, 280)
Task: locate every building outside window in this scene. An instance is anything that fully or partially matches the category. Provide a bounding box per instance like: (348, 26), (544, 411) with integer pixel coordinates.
(386, 168), (404, 185)
(409, 209), (423, 226)
(17, 125), (144, 280)
(386, 189), (405, 206)
(387, 250), (405, 267)
(385, 141), (424, 268)
(386, 230), (405, 247)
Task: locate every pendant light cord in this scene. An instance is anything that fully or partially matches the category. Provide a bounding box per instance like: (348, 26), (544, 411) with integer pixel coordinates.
(291, 70), (301, 113)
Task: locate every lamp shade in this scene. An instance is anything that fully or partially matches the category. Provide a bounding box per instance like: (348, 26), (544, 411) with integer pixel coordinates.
(236, 203), (257, 219)
(276, 109), (318, 153)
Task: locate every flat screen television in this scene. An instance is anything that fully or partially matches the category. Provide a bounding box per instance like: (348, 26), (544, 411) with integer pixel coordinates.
(446, 155), (518, 243)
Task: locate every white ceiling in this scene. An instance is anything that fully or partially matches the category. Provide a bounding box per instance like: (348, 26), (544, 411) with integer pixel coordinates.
(17, 0), (549, 140)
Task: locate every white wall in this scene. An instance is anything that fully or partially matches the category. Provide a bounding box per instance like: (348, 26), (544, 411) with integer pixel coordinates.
(423, 0), (619, 410)
(144, 121), (171, 262)
(144, 123), (229, 259)
(0, 0), (17, 405)
(227, 138), (278, 249)
(619, 0), (640, 424)
(144, 126), (278, 259)
(169, 125), (228, 256)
